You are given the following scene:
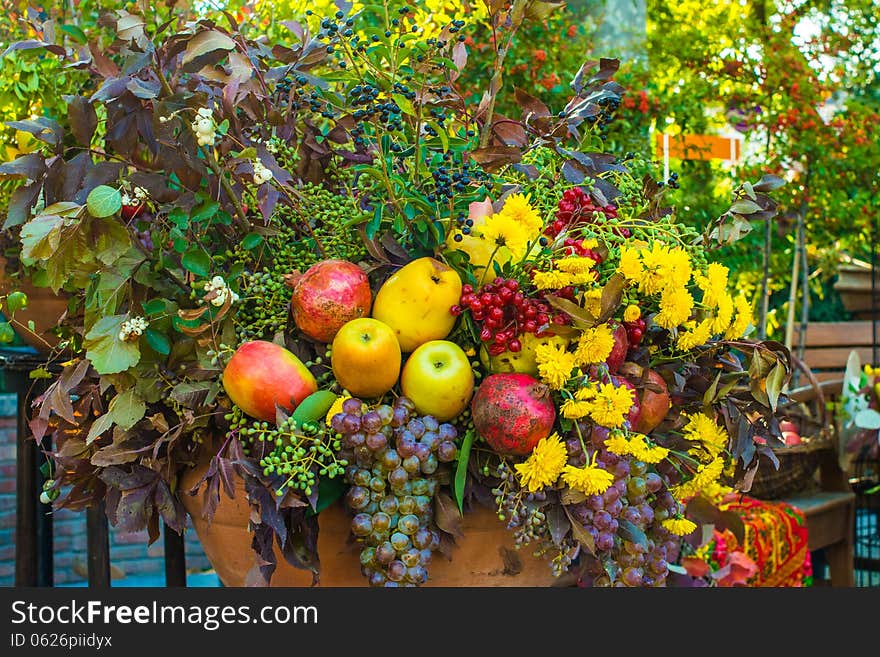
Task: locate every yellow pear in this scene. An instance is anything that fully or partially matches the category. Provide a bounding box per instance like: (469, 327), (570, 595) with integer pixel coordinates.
(372, 257), (463, 352)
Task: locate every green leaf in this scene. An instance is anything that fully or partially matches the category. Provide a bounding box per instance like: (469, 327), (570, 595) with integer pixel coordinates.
(6, 290), (28, 313)
(87, 185), (122, 218)
(59, 24), (87, 44)
(20, 214), (67, 261)
(144, 328), (171, 355)
(307, 476), (346, 517)
(190, 199), (220, 224)
(142, 299), (166, 316)
(29, 367), (53, 379)
(242, 232), (264, 250)
(765, 363), (786, 412)
(109, 389), (146, 430)
(453, 430), (474, 513)
(182, 248), (211, 277)
(83, 315), (141, 374)
(618, 518), (648, 549)
(0, 322), (15, 343)
(94, 218), (131, 265)
(169, 208), (188, 229)
(366, 205), (383, 239)
(86, 412), (114, 444)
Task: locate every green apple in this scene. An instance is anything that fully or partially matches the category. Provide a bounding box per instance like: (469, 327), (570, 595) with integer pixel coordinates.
(400, 340), (474, 421)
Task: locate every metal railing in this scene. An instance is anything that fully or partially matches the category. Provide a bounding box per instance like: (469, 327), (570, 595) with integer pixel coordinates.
(3, 351), (187, 588)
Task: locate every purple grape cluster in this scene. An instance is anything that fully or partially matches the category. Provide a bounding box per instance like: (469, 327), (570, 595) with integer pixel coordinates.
(564, 425), (680, 587)
(331, 396), (458, 587)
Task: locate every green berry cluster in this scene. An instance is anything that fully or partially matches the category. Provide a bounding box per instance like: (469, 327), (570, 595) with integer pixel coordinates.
(225, 407), (348, 496)
(235, 270), (293, 342)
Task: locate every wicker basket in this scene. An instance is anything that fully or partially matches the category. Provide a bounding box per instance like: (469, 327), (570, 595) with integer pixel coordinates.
(747, 356), (835, 500)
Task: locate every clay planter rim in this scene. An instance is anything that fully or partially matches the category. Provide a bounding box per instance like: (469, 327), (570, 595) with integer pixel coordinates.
(0, 260), (70, 355)
(179, 455), (559, 587)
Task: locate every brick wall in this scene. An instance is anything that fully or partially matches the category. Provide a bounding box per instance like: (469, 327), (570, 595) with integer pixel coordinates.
(0, 394), (212, 586)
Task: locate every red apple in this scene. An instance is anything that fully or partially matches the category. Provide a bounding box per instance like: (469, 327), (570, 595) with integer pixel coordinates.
(223, 340), (318, 422)
(619, 362), (672, 434)
(779, 420), (799, 434)
(290, 259), (372, 343)
(783, 431), (802, 446)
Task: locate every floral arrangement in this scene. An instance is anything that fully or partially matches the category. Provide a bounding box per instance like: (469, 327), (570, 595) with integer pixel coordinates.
(0, 1), (791, 587)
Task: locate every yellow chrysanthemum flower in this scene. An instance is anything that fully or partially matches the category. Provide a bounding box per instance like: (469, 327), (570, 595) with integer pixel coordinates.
(604, 431), (645, 457)
(574, 386), (596, 401)
(655, 286), (694, 328)
(724, 293), (753, 339)
(573, 323), (615, 366)
(515, 432), (567, 492)
(583, 287), (602, 318)
(556, 256), (598, 275)
(662, 517), (697, 536)
(638, 243), (691, 294)
(587, 382), (635, 428)
(562, 460), (614, 495)
(498, 193), (543, 236)
(682, 412), (729, 458)
(479, 212), (530, 259)
(533, 270), (574, 290)
(636, 443), (670, 464)
(623, 304), (641, 322)
(534, 342), (577, 390)
(712, 291), (734, 334)
(673, 456), (725, 500)
(560, 398), (592, 419)
(617, 246), (643, 281)
(325, 394), (351, 426)
(676, 317), (714, 351)
(694, 262), (729, 307)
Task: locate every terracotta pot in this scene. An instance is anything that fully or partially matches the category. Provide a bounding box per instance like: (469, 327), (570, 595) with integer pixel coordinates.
(180, 458), (558, 587)
(0, 258), (69, 354)
(833, 263), (880, 320)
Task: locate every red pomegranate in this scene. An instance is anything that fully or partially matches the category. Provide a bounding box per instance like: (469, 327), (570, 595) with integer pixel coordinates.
(619, 362), (671, 434)
(471, 373), (556, 456)
(290, 260), (372, 343)
(605, 323), (629, 374)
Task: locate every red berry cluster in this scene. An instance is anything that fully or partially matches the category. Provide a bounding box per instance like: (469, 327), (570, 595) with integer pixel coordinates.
(546, 187), (628, 238)
(624, 317), (646, 346)
(561, 237), (605, 263)
(451, 278), (570, 356)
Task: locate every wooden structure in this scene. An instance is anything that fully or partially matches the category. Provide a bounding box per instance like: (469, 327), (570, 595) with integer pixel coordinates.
(792, 320), (877, 384)
(780, 320), (877, 586)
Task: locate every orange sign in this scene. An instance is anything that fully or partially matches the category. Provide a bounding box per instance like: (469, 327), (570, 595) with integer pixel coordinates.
(655, 133), (742, 162)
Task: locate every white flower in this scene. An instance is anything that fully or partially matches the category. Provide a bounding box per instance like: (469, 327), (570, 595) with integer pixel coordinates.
(191, 108), (216, 147)
(118, 316), (149, 342)
(253, 159), (273, 185)
(202, 276), (239, 307)
(133, 186), (148, 200)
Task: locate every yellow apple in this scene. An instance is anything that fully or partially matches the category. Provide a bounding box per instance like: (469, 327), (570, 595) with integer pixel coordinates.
(400, 340), (474, 421)
(371, 257), (462, 352)
(331, 318), (401, 398)
(479, 332), (571, 376)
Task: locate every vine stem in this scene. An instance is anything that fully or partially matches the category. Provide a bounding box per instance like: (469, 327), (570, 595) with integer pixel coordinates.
(204, 150), (251, 232)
